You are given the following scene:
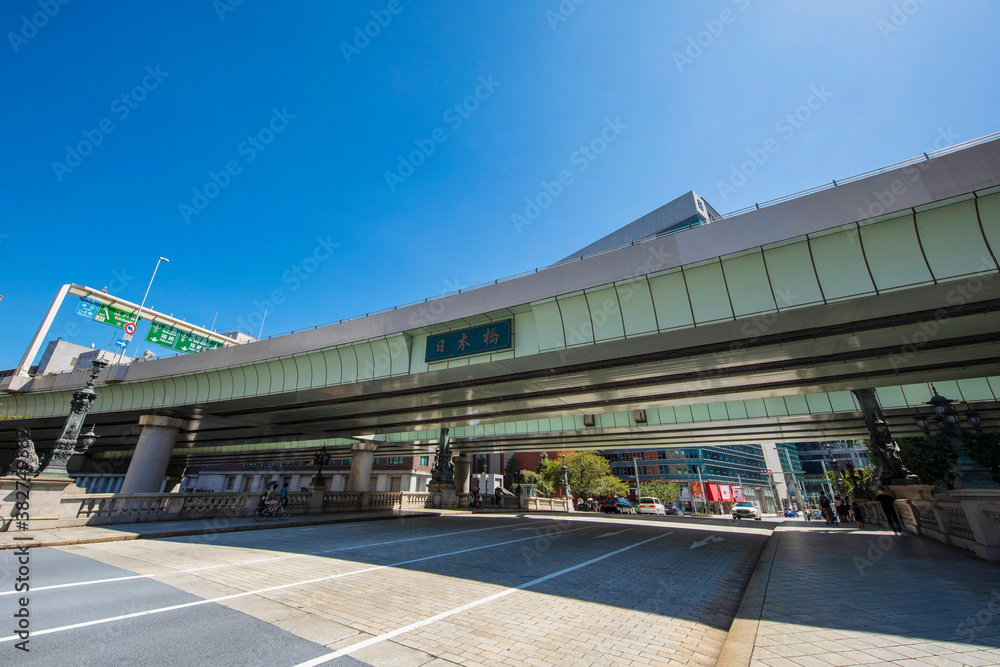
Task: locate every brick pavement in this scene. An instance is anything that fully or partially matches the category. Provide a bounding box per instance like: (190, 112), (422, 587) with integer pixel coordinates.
(738, 524), (1000, 667)
(54, 516), (769, 666)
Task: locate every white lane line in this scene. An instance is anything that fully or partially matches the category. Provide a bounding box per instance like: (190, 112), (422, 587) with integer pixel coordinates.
(1, 521), (556, 597)
(294, 531), (674, 667)
(0, 525), (591, 643)
(592, 529), (633, 539)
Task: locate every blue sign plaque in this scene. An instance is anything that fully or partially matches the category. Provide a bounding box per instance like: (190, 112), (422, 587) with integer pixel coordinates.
(425, 319), (512, 363)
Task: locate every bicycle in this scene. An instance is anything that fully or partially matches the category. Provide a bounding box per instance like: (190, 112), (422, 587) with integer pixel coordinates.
(254, 500), (290, 521)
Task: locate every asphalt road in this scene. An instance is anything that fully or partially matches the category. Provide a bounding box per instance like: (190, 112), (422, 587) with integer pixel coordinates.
(0, 514), (771, 666)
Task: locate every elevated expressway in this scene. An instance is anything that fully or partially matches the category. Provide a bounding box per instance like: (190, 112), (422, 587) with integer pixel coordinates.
(3, 138), (1000, 484)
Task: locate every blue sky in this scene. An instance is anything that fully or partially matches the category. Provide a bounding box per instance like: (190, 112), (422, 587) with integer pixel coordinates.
(1, 1), (998, 369)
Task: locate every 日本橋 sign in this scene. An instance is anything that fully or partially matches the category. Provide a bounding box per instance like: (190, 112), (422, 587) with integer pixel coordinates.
(425, 319), (512, 362)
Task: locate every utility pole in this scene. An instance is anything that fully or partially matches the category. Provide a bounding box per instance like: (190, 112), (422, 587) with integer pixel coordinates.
(632, 458), (641, 500)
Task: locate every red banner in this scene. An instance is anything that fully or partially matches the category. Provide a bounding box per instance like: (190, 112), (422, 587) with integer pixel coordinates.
(719, 485), (733, 502)
(706, 483), (722, 502)
(732, 486), (744, 501)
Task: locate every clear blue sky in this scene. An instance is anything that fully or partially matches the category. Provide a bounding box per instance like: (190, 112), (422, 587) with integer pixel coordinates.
(1, 1), (997, 369)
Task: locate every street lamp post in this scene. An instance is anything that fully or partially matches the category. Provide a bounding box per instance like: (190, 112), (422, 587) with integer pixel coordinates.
(913, 386), (997, 489)
(311, 446), (329, 487)
(42, 360), (107, 478)
(124, 256), (169, 360)
(824, 443), (846, 497)
(561, 455), (571, 499)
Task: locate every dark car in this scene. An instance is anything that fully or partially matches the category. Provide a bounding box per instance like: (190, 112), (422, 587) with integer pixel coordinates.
(663, 505), (684, 516)
(601, 498), (635, 514)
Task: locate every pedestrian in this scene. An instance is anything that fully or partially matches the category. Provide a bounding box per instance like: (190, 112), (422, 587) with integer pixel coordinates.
(875, 486), (905, 535)
(851, 500), (864, 529)
(819, 493), (835, 524)
(494, 487), (502, 507)
(834, 496), (846, 524)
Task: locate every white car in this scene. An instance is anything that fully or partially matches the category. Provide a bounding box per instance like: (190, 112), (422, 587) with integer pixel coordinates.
(732, 501), (762, 520)
(638, 497), (666, 515)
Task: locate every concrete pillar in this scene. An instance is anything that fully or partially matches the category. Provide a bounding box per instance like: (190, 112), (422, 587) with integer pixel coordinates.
(251, 474), (263, 492)
(347, 442), (378, 492)
(120, 416), (188, 494)
(454, 456), (473, 494)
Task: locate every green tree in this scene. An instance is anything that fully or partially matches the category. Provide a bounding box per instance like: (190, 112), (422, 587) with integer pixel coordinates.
(594, 475), (628, 497)
(474, 455), (487, 474)
(641, 480), (681, 503)
(503, 455), (520, 489)
(896, 437), (956, 488)
(538, 457), (565, 492)
(967, 433), (1000, 483)
(565, 451), (615, 498)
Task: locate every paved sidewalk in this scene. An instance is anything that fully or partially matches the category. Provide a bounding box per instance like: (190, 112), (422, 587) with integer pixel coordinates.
(722, 523), (1000, 667)
(0, 508), (447, 550)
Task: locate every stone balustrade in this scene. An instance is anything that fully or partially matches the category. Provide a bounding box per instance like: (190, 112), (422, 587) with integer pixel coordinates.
(858, 487), (1000, 562)
(0, 476), (571, 532)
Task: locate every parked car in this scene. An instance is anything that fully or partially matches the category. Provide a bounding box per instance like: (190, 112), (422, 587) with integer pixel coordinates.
(663, 505), (684, 516)
(637, 497), (666, 515)
(601, 498), (635, 514)
(783, 509), (800, 518)
(732, 501), (762, 520)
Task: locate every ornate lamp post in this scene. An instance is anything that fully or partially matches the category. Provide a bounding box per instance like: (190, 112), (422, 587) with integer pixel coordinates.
(561, 455), (571, 498)
(42, 360), (108, 478)
(311, 446), (329, 487)
(913, 386), (996, 489)
(824, 443), (846, 497)
(430, 427), (454, 484)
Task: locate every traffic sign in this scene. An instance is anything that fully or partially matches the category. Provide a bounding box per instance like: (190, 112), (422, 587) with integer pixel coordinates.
(94, 304), (141, 330)
(75, 299), (99, 320)
(145, 321), (180, 349)
(124, 322), (137, 335)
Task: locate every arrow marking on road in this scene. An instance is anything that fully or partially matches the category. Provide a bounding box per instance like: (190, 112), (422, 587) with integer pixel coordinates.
(593, 529), (633, 539)
(689, 535), (724, 550)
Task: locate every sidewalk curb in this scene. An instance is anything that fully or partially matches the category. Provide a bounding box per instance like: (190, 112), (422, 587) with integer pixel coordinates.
(716, 525), (783, 667)
(0, 510), (443, 550)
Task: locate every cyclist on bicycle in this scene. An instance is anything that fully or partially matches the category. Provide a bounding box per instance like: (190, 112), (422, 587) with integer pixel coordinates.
(263, 481), (280, 514)
(278, 483), (289, 507)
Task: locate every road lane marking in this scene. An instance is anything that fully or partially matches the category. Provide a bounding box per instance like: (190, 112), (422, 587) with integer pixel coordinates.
(689, 535), (725, 550)
(1, 521), (558, 597)
(293, 531), (674, 667)
(593, 529), (633, 539)
(0, 525), (592, 643)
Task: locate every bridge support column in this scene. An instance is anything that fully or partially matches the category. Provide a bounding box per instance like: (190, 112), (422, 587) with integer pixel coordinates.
(453, 456), (473, 495)
(347, 441), (378, 492)
(120, 416), (189, 494)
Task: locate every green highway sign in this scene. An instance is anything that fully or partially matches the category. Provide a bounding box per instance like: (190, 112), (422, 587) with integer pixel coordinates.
(94, 304), (140, 330)
(145, 321), (180, 349)
(173, 330), (224, 354)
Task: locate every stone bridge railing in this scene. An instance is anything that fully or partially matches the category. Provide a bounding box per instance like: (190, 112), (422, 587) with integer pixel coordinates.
(0, 476), (570, 531)
(857, 487), (1000, 562)
(58, 490), (438, 527)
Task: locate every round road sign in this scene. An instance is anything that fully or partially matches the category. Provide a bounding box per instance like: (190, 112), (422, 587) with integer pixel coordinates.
(124, 322), (137, 335)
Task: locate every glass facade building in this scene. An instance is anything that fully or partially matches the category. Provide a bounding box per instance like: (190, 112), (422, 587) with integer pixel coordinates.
(601, 444), (775, 510)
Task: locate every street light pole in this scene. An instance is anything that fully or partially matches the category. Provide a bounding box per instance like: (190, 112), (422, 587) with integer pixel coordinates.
(914, 387), (997, 489)
(42, 360), (107, 478)
(125, 256), (169, 359)
(561, 455), (571, 499)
